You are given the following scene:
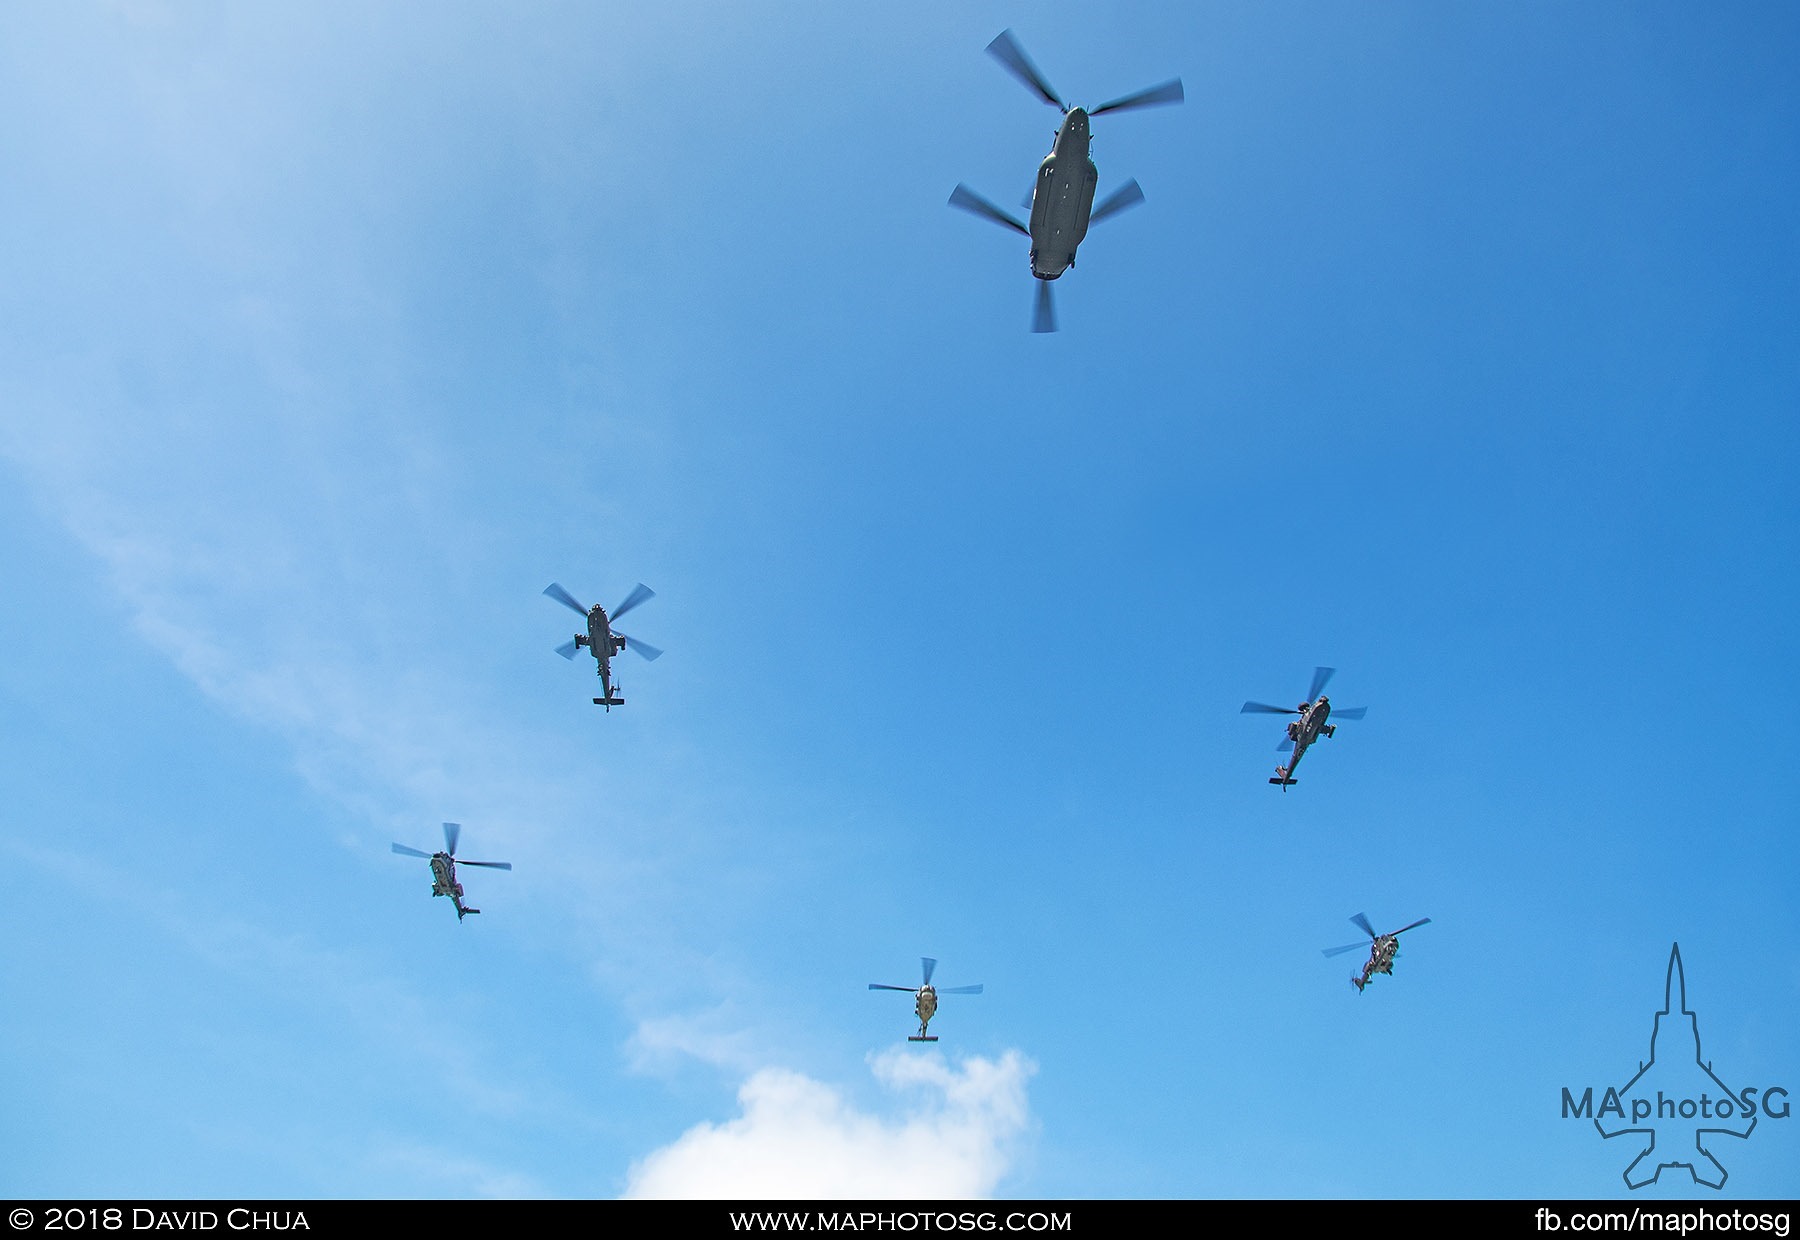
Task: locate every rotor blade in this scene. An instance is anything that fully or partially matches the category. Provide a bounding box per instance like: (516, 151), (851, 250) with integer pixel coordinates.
(940, 984), (984, 995)
(391, 843), (431, 859)
(1277, 738), (1294, 752)
(459, 860), (512, 871)
(869, 984), (916, 992)
(443, 822), (462, 856)
(1350, 912), (1378, 941)
(554, 639), (581, 660)
(1308, 667), (1337, 700)
(949, 184), (1028, 236)
(986, 29), (1064, 110)
(613, 582), (655, 621)
(921, 957), (938, 985)
(1322, 942), (1366, 958)
(1091, 78), (1185, 116)
(1089, 179), (1145, 225)
(543, 582), (587, 616)
(1241, 702), (1299, 715)
(617, 631), (663, 662)
(1032, 279), (1057, 334)
(1333, 706), (1368, 721)
(1392, 918), (1432, 935)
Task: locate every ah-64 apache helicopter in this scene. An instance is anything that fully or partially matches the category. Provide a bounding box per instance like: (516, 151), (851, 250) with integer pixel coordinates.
(391, 822), (512, 922)
(948, 29), (1183, 333)
(1241, 666), (1366, 788)
(1323, 912), (1432, 992)
(869, 957), (983, 1042)
(544, 581), (662, 709)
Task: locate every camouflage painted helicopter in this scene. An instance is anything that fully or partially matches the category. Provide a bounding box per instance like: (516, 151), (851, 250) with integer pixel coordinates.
(869, 957), (983, 1042)
(948, 28), (1182, 333)
(1241, 666), (1366, 788)
(543, 581), (662, 709)
(1323, 912), (1431, 992)
(391, 822), (512, 921)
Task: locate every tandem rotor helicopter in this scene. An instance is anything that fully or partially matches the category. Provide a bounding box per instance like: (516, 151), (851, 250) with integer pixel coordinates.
(1241, 666), (1367, 788)
(948, 29), (1183, 332)
(543, 581), (663, 709)
(1322, 913), (1432, 992)
(869, 957), (984, 1042)
(391, 822), (512, 922)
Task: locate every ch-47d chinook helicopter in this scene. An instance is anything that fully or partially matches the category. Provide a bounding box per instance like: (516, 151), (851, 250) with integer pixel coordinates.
(544, 581), (662, 709)
(1240, 666), (1367, 788)
(869, 957), (984, 1042)
(1323, 913), (1432, 992)
(391, 822), (512, 921)
(948, 29), (1183, 333)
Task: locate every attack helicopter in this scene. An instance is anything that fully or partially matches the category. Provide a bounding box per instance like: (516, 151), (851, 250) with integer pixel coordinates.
(869, 957), (983, 1042)
(1241, 666), (1366, 788)
(391, 822), (512, 922)
(544, 581), (662, 709)
(1322, 913), (1432, 992)
(948, 28), (1183, 333)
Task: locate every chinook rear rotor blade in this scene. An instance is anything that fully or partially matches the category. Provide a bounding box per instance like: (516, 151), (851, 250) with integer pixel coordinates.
(1032, 280), (1057, 334)
(1308, 667), (1337, 701)
(986, 29), (1065, 111)
(1091, 79), (1184, 116)
(949, 184), (1029, 236)
(1350, 912), (1378, 941)
(443, 822), (462, 857)
(391, 842), (432, 859)
(1089, 179), (1145, 225)
(613, 583), (655, 621)
(617, 631), (663, 662)
(544, 582), (587, 616)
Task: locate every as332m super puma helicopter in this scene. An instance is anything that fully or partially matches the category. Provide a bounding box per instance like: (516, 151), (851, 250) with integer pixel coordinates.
(544, 581), (662, 709)
(1240, 666), (1367, 789)
(869, 957), (983, 1042)
(391, 822), (512, 922)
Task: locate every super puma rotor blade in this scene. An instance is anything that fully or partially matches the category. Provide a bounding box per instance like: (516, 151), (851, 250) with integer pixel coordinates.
(617, 631), (663, 662)
(554, 639), (581, 660)
(613, 583), (655, 621)
(391, 843), (432, 859)
(1350, 912), (1378, 941)
(1308, 667), (1337, 701)
(1322, 942), (1366, 958)
(949, 184), (1029, 236)
(1242, 702), (1299, 715)
(458, 860), (513, 871)
(543, 583), (587, 616)
(1091, 79), (1184, 116)
(940, 984), (984, 995)
(1089, 179), (1145, 225)
(986, 29), (1064, 111)
(1032, 279), (1057, 334)
(443, 822), (462, 856)
(1392, 918), (1432, 936)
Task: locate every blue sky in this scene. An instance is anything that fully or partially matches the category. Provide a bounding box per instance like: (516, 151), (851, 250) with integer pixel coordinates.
(2, 0), (1796, 1199)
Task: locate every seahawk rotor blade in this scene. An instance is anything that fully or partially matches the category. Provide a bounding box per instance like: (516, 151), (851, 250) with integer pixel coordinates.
(1032, 279), (1057, 334)
(554, 639), (581, 660)
(1350, 912), (1378, 941)
(391, 843), (432, 859)
(940, 984), (984, 995)
(617, 631), (663, 662)
(459, 860), (513, 871)
(443, 822), (462, 857)
(613, 583), (655, 621)
(1308, 667), (1337, 700)
(1242, 702), (1299, 715)
(1333, 706), (1368, 721)
(1089, 179), (1145, 225)
(921, 957), (938, 985)
(543, 583), (587, 616)
(869, 983), (917, 992)
(986, 29), (1065, 111)
(1091, 78), (1185, 116)
(1392, 918), (1432, 936)
(1322, 942), (1366, 958)
(949, 184), (1029, 236)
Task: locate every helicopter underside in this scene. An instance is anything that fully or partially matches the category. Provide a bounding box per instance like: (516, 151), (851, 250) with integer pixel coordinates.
(1029, 153), (1097, 278)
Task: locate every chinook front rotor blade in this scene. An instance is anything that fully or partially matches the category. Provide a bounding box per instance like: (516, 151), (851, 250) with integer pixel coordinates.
(1322, 942), (1366, 958)
(1392, 918), (1432, 936)
(1242, 702), (1299, 715)
(443, 822), (462, 857)
(1350, 912), (1378, 941)
(459, 860), (513, 871)
(391, 843), (432, 859)
(613, 583), (655, 621)
(921, 957), (938, 985)
(617, 631), (663, 662)
(544, 583), (587, 616)
(1032, 279), (1057, 334)
(986, 29), (1065, 111)
(1089, 179), (1145, 225)
(1308, 667), (1337, 701)
(554, 639), (581, 660)
(940, 984), (984, 995)
(1333, 706), (1368, 721)
(949, 184), (1029, 236)
(869, 983), (917, 992)
(1091, 79), (1184, 116)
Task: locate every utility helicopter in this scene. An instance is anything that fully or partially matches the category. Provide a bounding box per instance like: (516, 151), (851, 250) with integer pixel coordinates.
(391, 822), (512, 921)
(869, 957), (983, 1042)
(948, 28), (1183, 332)
(1241, 666), (1366, 788)
(1323, 913), (1432, 992)
(544, 581), (662, 709)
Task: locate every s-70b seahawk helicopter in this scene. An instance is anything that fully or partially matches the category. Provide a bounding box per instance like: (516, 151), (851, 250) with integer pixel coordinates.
(1241, 666), (1366, 788)
(544, 581), (662, 709)
(1323, 912), (1431, 992)
(949, 29), (1182, 332)
(869, 957), (983, 1042)
(391, 822), (512, 921)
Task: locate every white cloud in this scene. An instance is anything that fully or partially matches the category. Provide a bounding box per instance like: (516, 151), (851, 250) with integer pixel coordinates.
(622, 1049), (1035, 1200)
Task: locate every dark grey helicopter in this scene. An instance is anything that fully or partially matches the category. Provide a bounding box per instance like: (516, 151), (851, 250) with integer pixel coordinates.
(948, 29), (1182, 332)
(1241, 666), (1367, 789)
(1323, 913), (1432, 992)
(391, 822), (512, 922)
(544, 581), (662, 709)
(869, 957), (984, 1042)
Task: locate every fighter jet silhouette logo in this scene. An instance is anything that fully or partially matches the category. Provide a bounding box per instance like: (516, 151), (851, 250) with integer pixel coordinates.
(1595, 944), (1756, 1189)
